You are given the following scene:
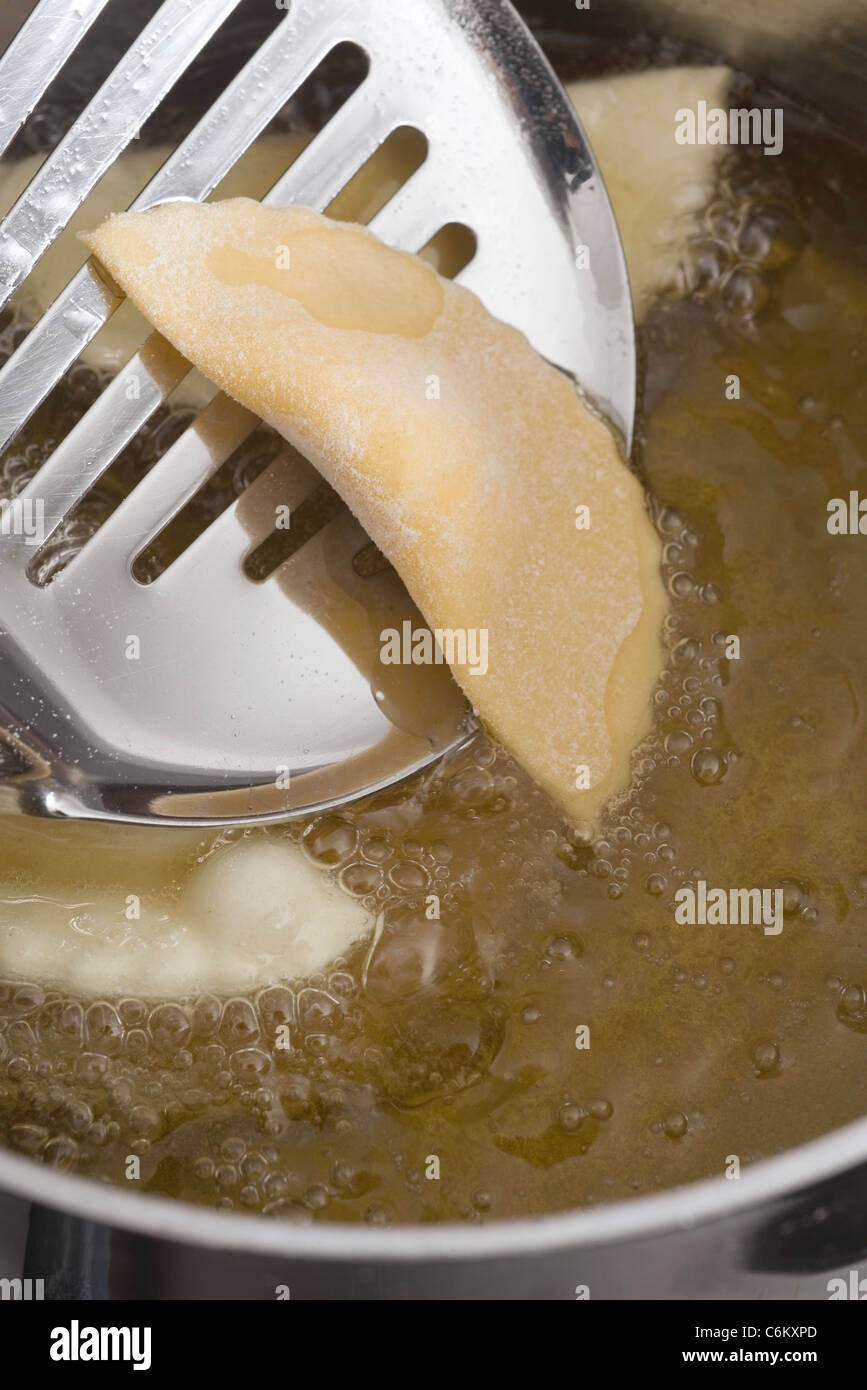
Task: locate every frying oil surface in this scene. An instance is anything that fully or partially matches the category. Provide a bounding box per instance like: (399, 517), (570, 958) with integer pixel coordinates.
(2, 74), (867, 1223)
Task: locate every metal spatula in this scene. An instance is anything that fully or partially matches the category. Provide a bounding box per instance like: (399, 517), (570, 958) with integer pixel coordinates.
(0, 0), (634, 826)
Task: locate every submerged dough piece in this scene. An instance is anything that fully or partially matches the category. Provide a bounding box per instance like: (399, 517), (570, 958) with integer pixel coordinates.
(568, 66), (732, 315)
(183, 841), (371, 981)
(0, 834), (373, 997)
(83, 200), (665, 822)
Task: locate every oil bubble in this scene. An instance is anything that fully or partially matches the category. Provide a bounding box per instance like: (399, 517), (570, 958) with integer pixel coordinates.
(690, 748), (727, 785)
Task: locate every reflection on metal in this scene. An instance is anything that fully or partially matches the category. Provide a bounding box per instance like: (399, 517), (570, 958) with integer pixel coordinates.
(0, 0), (633, 825)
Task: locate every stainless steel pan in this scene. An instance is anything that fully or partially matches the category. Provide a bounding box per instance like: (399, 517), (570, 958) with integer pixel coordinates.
(1, 0), (866, 1300)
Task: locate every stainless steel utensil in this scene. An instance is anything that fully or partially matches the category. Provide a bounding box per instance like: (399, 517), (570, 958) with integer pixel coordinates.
(0, 0), (634, 827)
(0, 0), (865, 1310)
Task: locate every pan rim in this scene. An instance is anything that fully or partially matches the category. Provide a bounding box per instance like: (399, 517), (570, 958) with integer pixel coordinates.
(1, 1108), (866, 1263)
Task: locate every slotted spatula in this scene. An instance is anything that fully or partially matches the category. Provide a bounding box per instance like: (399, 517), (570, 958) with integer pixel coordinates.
(0, 0), (634, 826)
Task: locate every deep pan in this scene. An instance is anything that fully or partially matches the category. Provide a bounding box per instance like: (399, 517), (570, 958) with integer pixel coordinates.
(0, 0), (866, 1303)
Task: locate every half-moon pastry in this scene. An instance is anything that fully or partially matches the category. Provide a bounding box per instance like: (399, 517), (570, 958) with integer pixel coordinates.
(83, 199), (665, 824)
